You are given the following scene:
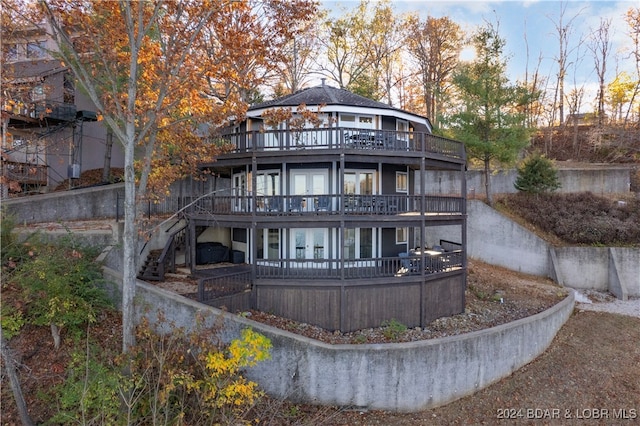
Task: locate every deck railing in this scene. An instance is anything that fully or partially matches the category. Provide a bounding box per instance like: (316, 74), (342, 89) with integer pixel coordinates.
(255, 251), (463, 280)
(218, 127), (465, 160)
(198, 269), (252, 303)
(186, 192), (464, 216)
(2, 160), (48, 184)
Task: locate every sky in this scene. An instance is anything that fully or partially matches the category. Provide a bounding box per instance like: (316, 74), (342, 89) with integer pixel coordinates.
(323, 0), (637, 111)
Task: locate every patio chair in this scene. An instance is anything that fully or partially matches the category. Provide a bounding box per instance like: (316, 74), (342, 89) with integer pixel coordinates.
(316, 195), (331, 212)
(396, 252), (417, 275)
(289, 196), (304, 212)
(266, 197), (282, 212)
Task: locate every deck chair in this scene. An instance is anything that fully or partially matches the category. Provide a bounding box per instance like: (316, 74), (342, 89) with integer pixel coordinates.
(289, 196), (304, 212)
(316, 195), (331, 212)
(267, 197), (282, 212)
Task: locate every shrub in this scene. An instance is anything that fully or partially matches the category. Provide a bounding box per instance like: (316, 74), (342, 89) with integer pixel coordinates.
(10, 235), (111, 349)
(50, 312), (272, 425)
(381, 318), (407, 340)
(514, 153), (561, 194)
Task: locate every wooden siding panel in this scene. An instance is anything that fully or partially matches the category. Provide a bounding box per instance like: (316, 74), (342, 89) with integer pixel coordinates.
(344, 283), (422, 331)
(255, 286), (341, 330)
(423, 274), (466, 323)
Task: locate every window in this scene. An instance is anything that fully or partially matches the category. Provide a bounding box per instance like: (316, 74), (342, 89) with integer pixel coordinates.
(31, 85), (46, 102)
(396, 227), (408, 244)
(339, 113), (373, 129)
(396, 172), (408, 192)
(256, 171), (280, 196)
(3, 43), (17, 61)
(26, 41), (46, 59)
(344, 171), (375, 195)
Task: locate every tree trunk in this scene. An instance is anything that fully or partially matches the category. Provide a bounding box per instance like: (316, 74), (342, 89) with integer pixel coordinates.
(0, 328), (36, 426)
(102, 129), (113, 183)
(50, 323), (61, 350)
(121, 134), (138, 354)
(484, 158), (493, 206)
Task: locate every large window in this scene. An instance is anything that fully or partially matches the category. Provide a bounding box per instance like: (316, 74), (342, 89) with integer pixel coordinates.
(255, 171), (280, 196)
(344, 171), (374, 195)
(344, 228), (373, 259)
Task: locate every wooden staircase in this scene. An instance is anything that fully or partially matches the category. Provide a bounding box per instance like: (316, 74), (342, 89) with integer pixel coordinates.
(138, 249), (164, 281)
(138, 224), (189, 281)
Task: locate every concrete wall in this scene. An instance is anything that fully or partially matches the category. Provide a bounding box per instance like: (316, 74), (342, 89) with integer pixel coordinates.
(468, 200), (640, 298)
(102, 265), (575, 412)
(4, 183), (124, 223)
(423, 166), (631, 196)
(467, 201), (549, 276)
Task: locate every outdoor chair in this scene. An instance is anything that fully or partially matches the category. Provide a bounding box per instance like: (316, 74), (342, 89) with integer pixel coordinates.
(266, 197), (282, 212)
(316, 195), (331, 212)
(289, 196), (304, 212)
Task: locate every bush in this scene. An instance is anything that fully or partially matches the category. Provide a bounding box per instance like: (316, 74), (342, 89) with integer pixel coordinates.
(498, 192), (640, 246)
(9, 234), (111, 349)
(514, 153), (561, 194)
(51, 312), (272, 425)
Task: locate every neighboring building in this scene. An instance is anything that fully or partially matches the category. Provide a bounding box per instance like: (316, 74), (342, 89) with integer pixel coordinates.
(1, 24), (123, 196)
(174, 83), (468, 332)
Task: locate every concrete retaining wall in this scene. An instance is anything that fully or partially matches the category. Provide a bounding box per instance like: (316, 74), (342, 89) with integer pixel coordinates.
(102, 265), (574, 412)
(468, 200), (640, 298)
(4, 183), (125, 223)
(467, 201), (549, 276)
(423, 166), (631, 196)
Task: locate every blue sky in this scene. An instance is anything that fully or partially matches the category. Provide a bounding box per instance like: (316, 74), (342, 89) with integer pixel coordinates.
(323, 0), (637, 110)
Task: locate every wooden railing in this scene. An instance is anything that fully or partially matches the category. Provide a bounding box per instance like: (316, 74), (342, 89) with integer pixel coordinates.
(4, 99), (76, 122)
(186, 192), (464, 216)
(198, 269), (252, 303)
(255, 251), (463, 280)
(154, 225), (187, 280)
(218, 127), (465, 160)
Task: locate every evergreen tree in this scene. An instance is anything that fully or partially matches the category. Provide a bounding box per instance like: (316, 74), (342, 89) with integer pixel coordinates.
(441, 23), (537, 205)
(514, 153), (561, 194)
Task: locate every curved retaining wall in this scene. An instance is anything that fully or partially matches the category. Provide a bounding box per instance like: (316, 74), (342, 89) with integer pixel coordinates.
(103, 266), (575, 412)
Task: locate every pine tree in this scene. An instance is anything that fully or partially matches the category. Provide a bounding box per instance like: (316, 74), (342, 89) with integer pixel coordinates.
(514, 153), (561, 194)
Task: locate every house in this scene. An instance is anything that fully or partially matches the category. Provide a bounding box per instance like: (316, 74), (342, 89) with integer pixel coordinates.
(1, 24), (124, 196)
(155, 82), (468, 333)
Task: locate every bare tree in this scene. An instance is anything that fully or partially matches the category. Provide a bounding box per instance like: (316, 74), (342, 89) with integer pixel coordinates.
(318, 1), (373, 93)
(588, 18), (612, 126)
(547, 1), (586, 125)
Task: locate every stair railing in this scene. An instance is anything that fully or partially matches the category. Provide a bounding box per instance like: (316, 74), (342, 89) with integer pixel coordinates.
(154, 225), (188, 281)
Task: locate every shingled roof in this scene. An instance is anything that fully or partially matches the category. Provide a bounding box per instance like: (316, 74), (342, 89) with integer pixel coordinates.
(247, 82), (432, 131)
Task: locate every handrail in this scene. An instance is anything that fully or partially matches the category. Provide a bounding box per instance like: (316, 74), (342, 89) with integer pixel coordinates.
(154, 224), (187, 280)
(187, 192), (464, 216)
(218, 127), (465, 160)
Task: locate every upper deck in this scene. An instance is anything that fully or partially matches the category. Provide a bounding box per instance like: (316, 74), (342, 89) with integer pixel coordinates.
(207, 127), (466, 169)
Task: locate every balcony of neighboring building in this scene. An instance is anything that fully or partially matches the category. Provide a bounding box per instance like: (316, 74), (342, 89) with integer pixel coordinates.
(3, 98), (77, 129)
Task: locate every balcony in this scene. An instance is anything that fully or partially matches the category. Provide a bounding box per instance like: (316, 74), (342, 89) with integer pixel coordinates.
(219, 127), (465, 161)
(2, 160), (47, 185)
(4, 99), (77, 128)
(185, 192), (464, 218)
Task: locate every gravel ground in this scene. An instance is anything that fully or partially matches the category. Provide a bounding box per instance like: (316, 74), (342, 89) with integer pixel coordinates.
(574, 289), (640, 318)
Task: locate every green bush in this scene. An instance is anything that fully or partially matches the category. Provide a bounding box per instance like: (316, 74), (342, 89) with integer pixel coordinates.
(381, 318), (407, 340)
(514, 153), (561, 194)
(10, 235), (111, 349)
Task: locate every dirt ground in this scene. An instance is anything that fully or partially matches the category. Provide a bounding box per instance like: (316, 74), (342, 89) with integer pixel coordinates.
(2, 261), (639, 425)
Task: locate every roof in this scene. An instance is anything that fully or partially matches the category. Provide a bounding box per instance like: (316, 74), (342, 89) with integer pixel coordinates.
(249, 83), (432, 131)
